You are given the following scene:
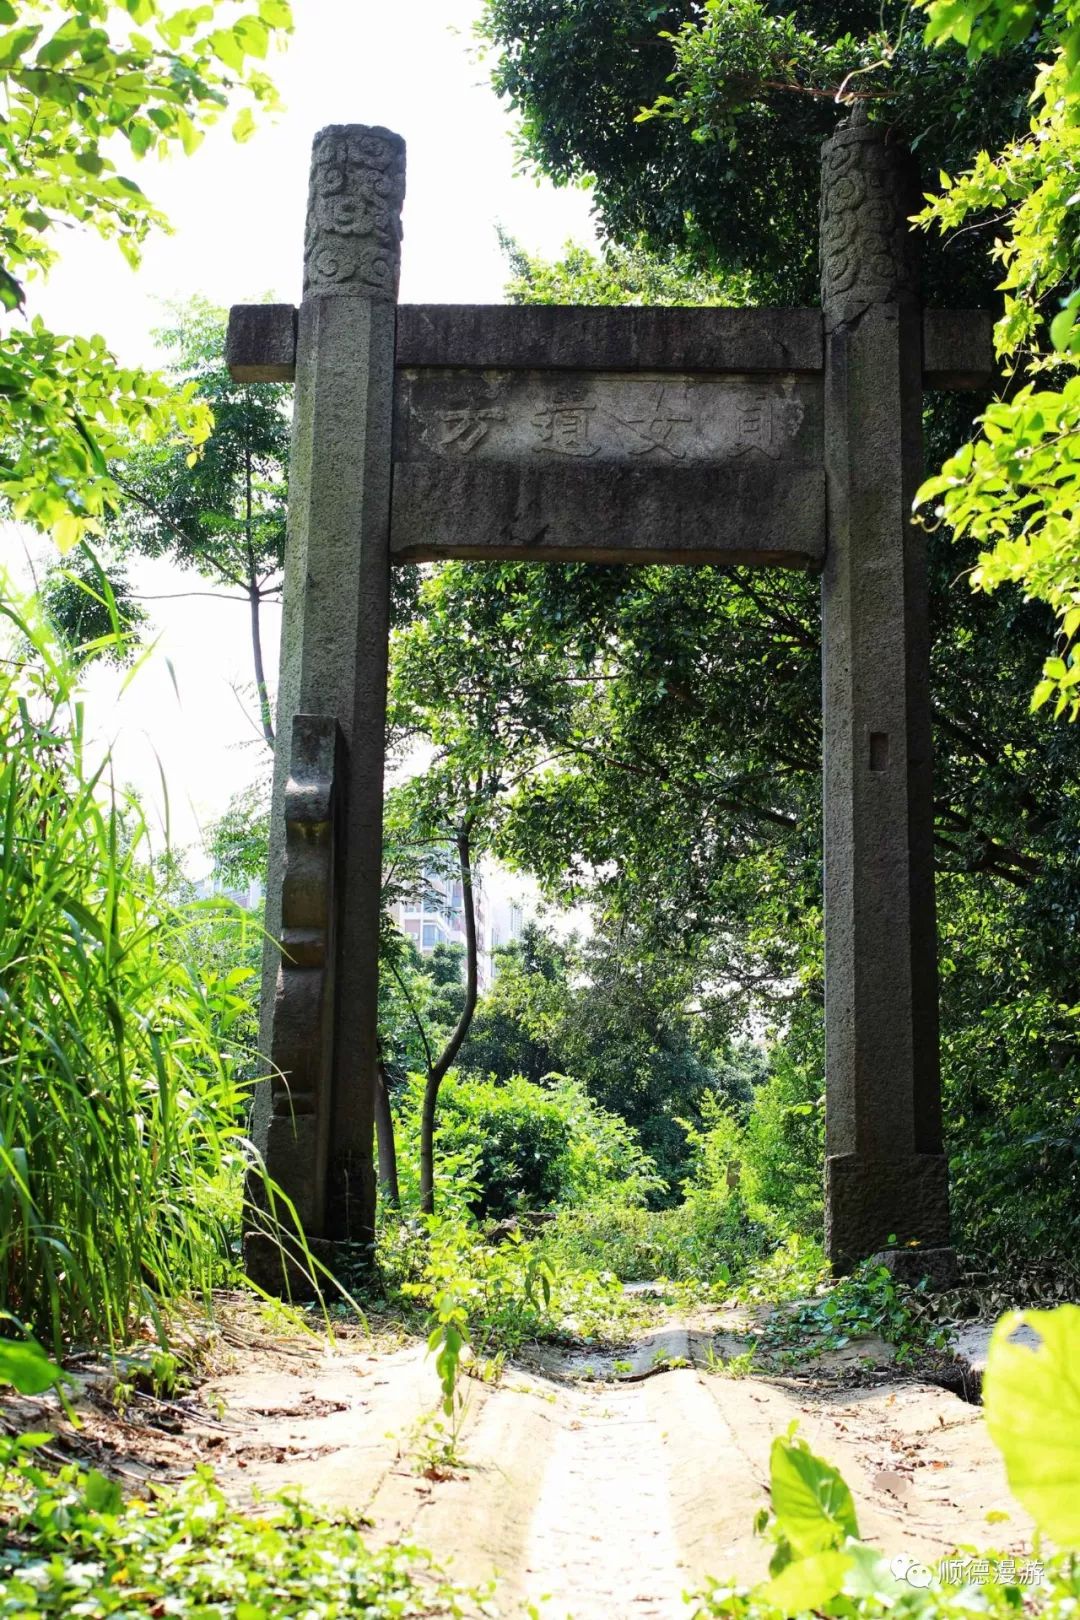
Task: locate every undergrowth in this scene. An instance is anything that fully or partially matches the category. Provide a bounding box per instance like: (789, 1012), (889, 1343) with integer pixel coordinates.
(0, 590), (303, 1351)
(377, 1213), (660, 1356)
(0, 1455), (486, 1618)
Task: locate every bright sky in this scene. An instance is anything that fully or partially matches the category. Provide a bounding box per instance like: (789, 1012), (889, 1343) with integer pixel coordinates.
(4, 0), (599, 874)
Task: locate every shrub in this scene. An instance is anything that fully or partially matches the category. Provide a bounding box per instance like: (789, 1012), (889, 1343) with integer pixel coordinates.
(548, 1191), (772, 1285)
(677, 1023), (825, 1245)
(391, 1070), (662, 1220)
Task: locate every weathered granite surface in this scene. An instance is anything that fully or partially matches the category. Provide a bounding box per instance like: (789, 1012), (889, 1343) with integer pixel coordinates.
(234, 111), (988, 1294)
(820, 112), (954, 1279)
(226, 304), (995, 392)
(395, 304), (824, 374)
(390, 461), (825, 568)
(250, 126), (404, 1277)
(303, 125), (405, 301)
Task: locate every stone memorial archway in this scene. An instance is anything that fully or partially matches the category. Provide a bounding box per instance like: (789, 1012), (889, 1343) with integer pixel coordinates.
(228, 112), (994, 1289)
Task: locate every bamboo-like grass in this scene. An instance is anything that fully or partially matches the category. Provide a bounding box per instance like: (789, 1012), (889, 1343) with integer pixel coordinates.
(0, 592), (269, 1349)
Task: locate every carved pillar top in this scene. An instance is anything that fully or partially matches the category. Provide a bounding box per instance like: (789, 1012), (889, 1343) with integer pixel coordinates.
(303, 123), (406, 302)
(820, 108), (920, 329)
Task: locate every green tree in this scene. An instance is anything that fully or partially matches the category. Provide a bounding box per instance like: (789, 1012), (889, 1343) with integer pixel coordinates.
(913, 0), (1080, 717)
(38, 542), (146, 665)
(501, 230), (748, 307)
(102, 297), (289, 745)
(0, 0), (293, 548)
(479, 0), (1032, 305)
(385, 551), (590, 1214)
(460, 922), (572, 1087)
(460, 922), (766, 1194)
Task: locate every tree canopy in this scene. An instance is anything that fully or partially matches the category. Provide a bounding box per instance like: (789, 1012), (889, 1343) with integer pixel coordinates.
(0, 0), (292, 547)
(479, 0), (1080, 714)
(479, 0), (1032, 304)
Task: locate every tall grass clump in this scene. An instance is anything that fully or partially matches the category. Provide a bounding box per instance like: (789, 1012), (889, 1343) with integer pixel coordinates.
(0, 591), (261, 1350)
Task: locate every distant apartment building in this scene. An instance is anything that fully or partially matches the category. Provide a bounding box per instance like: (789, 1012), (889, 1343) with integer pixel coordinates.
(392, 863), (524, 990)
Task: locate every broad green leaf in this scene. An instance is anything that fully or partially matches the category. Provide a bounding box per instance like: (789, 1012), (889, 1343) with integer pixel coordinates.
(233, 106), (256, 143)
(0, 1336), (67, 1395)
(83, 1468), (124, 1514)
(763, 1549), (852, 1614)
(769, 1435), (860, 1554)
(1050, 305), (1079, 352)
(984, 1305), (1080, 1545)
(0, 23), (41, 68)
(0, 266), (23, 311)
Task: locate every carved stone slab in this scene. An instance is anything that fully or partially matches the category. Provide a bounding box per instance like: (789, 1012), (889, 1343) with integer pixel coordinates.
(264, 714), (344, 1240)
(820, 110), (920, 330)
(395, 369), (820, 467)
(391, 368), (824, 568)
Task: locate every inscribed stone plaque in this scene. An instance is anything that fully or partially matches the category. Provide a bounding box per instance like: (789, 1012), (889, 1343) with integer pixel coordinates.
(395, 370), (820, 467)
(390, 369), (825, 569)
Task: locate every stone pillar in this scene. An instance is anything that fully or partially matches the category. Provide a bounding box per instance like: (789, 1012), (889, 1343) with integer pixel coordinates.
(249, 125), (405, 1277)
(819, 111), (956, 1283)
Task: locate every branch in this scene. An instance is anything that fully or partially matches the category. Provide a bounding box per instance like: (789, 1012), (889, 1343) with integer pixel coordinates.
(388, 958), (434, 1074)
(114, 477), (251, 593)
(427, 820), (480, 1088)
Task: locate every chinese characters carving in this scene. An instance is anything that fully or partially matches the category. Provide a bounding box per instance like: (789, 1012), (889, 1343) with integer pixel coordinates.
(404, 375), (813, 465)
(609, 385), (691, 458)
(438, 407), (505, 453)
(532, 399), (599, 457)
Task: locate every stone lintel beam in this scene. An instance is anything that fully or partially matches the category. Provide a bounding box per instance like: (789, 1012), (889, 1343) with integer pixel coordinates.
(227, 302), (994, 391)
(396, 305), (824, 374)
(391, 462), (826, 570)
(922, 309), (995, 390)
(226, 303), (299, 382)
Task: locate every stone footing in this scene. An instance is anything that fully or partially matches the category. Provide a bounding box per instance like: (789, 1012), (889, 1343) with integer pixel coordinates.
(871, 1245), (960, 1291)
(244, 1233), (374, 1301)
(826, 1151), (951, 1275)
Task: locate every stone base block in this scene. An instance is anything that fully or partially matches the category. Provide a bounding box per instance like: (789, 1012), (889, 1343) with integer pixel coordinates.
(243, 1232), (375, 1301)
(243, 1232), (335, 1300)
(870, 1245), (960, 1291)
(826, 1152), (951, 1275)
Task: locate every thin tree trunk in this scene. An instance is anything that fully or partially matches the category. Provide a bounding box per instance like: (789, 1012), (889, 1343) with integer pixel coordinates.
(249, 583), (275, 748)
(245, 446), (275, 749)
(374, 1060), (400, 1209)
(419, 822), (480, 1215)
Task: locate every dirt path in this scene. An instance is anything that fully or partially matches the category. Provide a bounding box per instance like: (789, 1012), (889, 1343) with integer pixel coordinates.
(4, 1306), (1032, 1620)
(522, 1378), (688, 1619)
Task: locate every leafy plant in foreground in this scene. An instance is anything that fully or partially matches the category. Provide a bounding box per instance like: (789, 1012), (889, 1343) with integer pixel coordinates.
(694, 1303), (1080, 1618)
(0, 1459), (484, 1619)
